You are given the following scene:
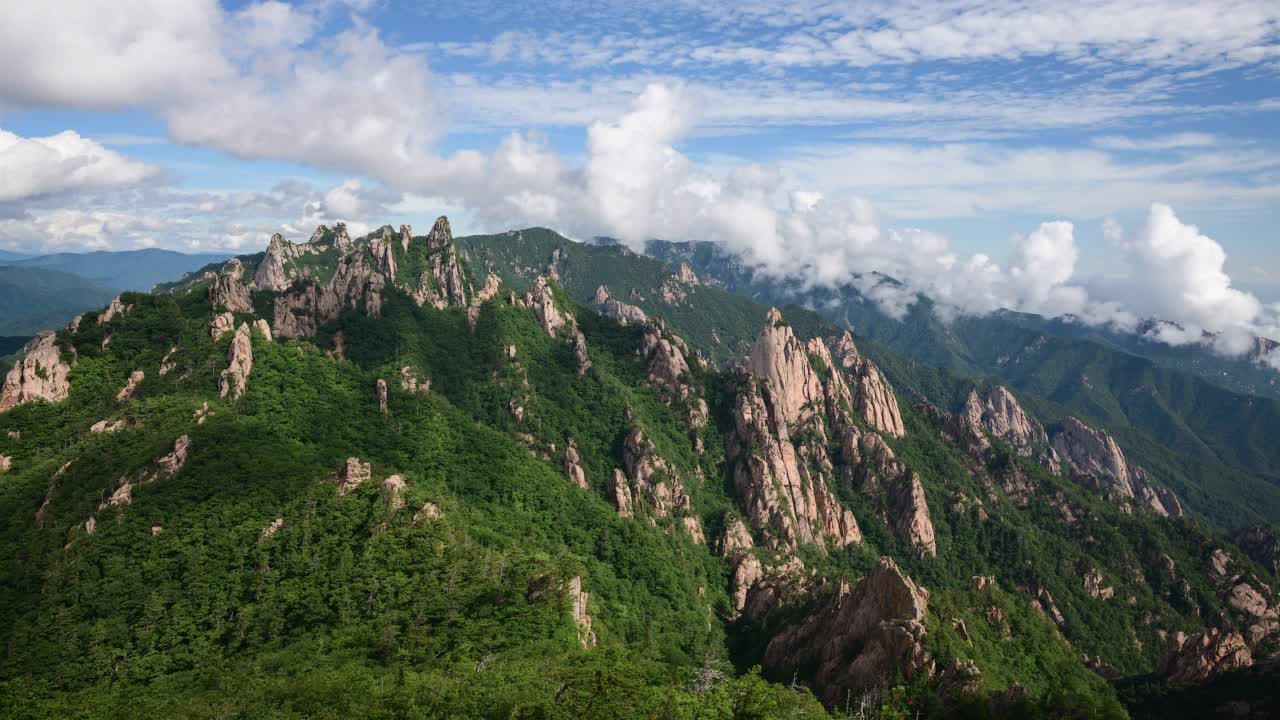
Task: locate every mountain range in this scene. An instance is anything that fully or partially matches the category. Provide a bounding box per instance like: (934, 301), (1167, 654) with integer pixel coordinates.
(0, 249), (231, 336)
(0, 220), (1276, 718)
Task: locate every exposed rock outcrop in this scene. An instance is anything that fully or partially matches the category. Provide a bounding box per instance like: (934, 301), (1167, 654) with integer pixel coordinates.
(116, 370), (144, 402)
(273, 239), (390, 338)
(98, 435), (191, 511)
(593, 285), (648, 326)
(218, 323), (253, 400)
(0, 333), (73, 413)
(830, 331), (904, 437)
(845, 429), (937, 558)
(964, 387), (1060, 472)
(567, 576), (596, 648)
(675, 262), (700, 285)
(1052, 416), (1181, 517)
(209, 258), (253, 312)
(614, 427), (702, 541)
(210, 311), (235, 339)
(253, 319), (272, 342)
(763, 557), (934, 704)
(526, 275), (568, 337)
(413, 502), (442, 524)
(399, 367), (430, 394)
(376, 378), (389, 415)
(0, 455), (10, 473)
(1083, 568), (1115, 600)
(382, 474), (406, 510)
(466, 273), (501, 327)
(1160, 629), (1253, 683)
(748, 309), (825, 429)
(99, 295), (131, 324)
(413, 217), (468, 309)
(336, 457), (371, 496)
(90, 419), (124, 433)
(563, 439), (587, 489)
(159, 346), (178, 377)
(259, 517), (285, 541)
(727, 374), (860, 552)
(1233, 525), (1280, 578)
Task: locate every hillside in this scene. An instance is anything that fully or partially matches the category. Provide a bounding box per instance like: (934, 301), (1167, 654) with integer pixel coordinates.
(459, 230), (1280, 532)
(1, 219), (1276, 717)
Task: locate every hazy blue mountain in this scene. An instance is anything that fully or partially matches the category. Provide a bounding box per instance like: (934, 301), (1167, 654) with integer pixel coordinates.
(6, 248), (232, 292)
(0, 266), (117, 335)
(0, 250), (33, 262)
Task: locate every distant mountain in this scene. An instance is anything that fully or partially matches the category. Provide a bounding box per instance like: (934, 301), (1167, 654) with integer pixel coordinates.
(6, 248), (232, 292)
(0, 248), (232, 335)
(646, 240), (1280, 401)
(0, 266), (117, 335)
(0, 250), (33, 262)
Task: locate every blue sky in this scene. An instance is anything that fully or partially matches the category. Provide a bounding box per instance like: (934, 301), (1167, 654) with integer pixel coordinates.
(1, 0), (1278, 352)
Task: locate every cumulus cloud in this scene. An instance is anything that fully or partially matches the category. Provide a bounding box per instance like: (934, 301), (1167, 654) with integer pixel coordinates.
(0, 129), (157, 202)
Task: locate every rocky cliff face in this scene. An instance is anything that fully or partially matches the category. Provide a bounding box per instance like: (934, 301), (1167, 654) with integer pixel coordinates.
(1052, 416), (1181, 517)
(1233, 525), (1280, 578)
(209, 258), (253, 312)
(593, 285), (648, 326)
(843, 429), (937, 558)
(416, 217), (469, 309)
(763, 557), (934, 704)
(1160, 629), (1253, 683)
(610, 427), (702, 542)
(830, 331), (904, 437)
(964, 387), (1060, 472)
(727, 372), (860, 552)
(0, 333), (73, 413)
(218, 323), (254, 400)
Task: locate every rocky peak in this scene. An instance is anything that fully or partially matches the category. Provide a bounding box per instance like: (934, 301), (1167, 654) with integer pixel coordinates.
(964, 387), (1059, 472)
(833, 330), (860, 368)
(763, 557), (933, 704)
(0, 333), (73, 414)
(845, 428), (937, 558)
(674, 262), (700, 285)
(209, 258), (254, 312)
(1052, 416), (1180, 517)
(747, 308), (824, 430)
(399, 224), (412, 253)
(593, 285), (648, 326)
(525, 276), (568, 337)
(466, 273), (501, 328)
(726, 374), (860, 552)
(419, 216), (468, 308)
(254, 233), (296, 292)
(99, 295), (131, 324)
(332, 223), (353, 252)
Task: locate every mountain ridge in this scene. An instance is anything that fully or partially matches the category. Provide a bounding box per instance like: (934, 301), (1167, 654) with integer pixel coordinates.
(1, 218), (1276, 717)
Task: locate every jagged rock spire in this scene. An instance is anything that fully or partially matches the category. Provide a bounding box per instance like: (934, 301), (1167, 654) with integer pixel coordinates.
(1052, 416), (1181, 516)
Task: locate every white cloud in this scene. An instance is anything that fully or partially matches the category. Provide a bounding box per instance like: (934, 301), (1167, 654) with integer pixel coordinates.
(1098, 203), (1268, 354)
(0, 129), (157, 202)
(0, 0), (228, 108)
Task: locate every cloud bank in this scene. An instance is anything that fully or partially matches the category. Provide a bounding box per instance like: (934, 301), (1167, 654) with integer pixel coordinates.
(0, 1), (1275, 366)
